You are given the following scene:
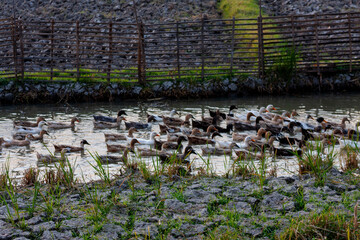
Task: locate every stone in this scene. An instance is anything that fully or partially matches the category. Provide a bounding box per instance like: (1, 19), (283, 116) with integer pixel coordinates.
(41, 230), (73, 240)
(26, 216), (43, 225)
(133, 221), (158, 237)
(164, 199), (187, 211)
(225, 201), (252, 215)
(183, 189), (216, 204)
(29, 221), (56, 234)
(228, 83), (237, 91)
(96, 223), (124, 239)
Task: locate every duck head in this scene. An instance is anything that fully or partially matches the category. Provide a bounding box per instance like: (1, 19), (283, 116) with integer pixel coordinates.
(81, 139), (90, 145)
(266, 105), (276, 112)
(147, 115), (156, 123)
(117, 110), (127, 116)
(184, 146), (197, 155)
(116, 116), (126, 122)
(316, 117), (327, 123)
(38, 121), (47, 128)
(150, 132), (160, 139)
(211, 132), (223, 139)
(71, 117), (80, 123)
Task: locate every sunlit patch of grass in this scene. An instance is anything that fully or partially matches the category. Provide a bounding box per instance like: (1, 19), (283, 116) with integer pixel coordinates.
(279, 207), (360, 239)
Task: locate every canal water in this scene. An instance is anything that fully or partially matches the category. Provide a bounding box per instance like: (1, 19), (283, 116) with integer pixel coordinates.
(0, 93), (359, 182)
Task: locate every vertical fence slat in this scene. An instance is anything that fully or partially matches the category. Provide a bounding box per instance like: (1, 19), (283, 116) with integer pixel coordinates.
(257, 15), (264, 78)
(107, 21), (113, 83)
(19, 20), (24, 81)
(315, 14), (320, 76)
(176, 21), (181, 81)
(76, 21), (80, 82)
(201, 17), (205, 81)
(11, 17), (18, 81)
(50, 19), (54, 81)
(137, 21), (146, 84)
(348, 13), (353, 73)
(230, 17), (235, 76)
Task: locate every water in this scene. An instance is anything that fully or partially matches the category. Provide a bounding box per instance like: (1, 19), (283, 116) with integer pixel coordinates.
(0, 93), (360, 182)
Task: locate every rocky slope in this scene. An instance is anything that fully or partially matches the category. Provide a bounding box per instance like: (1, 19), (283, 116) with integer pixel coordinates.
(262, 0), (360, 16)
(2, 0), (219, 23)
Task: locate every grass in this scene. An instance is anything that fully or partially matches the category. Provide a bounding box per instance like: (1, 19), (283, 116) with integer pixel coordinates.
(280, 207), (360, 239)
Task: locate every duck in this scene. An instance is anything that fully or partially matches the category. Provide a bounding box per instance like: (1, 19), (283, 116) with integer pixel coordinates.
(215, 141), (238, 150)
(232, 128), (267, 142)
(104, 127), (138, 141)
(13, 130), (49, 141)
(130, 132), (160, 146)
(159, 146), (197, 164)
(14, 121), (47, 135)
(234, 116), (264, 131)
(236, 136), (257, 150)
(226, 112), (256, 124)
(147, 109), (178, 122)
(216, 124), (234, 134)
(262, 104), (277, 119)
(93, 116), (126, 129)
(327, 117), (350, 130)
(36, 148), (70, 164)
(162, 114), (194, 126)
(125, 121), (152, 130)
(53, 139), (90, 152)
(27, 130), (49, 141)
(227, 105), (238, 117)
(93, 110), (127, 123)
(192, 125), (218, 138)
(192, 115), (223, 132)
(96, 148), (133, 164)
(201, 147), (233, 156)
(267, 137), (302, 157)
(13, 117), (46, 128)
(348, 129), (360, 141)
(137, 147), (165, 157)
(161, 136), (188, 151)
(0, 135), (31, 147)
(48, 117), (80, 129)
(188, 132), (222, 145)
(234, 149), (264, 161)
(106, 139), (140, 152)
(159, 124), (181, 134)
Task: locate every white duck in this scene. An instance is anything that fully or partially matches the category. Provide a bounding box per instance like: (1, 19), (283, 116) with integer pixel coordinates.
(130, 132), (160, 146)
(14, 121), (47, 135)
(236, 136), (256, 149)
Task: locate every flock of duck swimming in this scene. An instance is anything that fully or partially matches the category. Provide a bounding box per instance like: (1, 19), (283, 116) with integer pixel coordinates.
(1, 104), (360, 168)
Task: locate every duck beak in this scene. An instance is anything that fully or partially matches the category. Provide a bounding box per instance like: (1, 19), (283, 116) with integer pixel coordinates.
(251, 139), (256, 142)
(265, 110), (269, 112)
(272, 107), (276, 110)
(323, 120), (328, 123)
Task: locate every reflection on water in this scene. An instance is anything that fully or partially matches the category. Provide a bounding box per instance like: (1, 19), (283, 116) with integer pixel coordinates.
(0, 93), (360, 182)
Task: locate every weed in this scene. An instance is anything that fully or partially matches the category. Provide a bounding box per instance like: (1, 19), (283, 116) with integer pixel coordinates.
(294, 185), (306, 211)
(22, 167), (39, 186)
(279, 207), (360, 239)
(88, 152), (112, 186)
(296, 141), (336, 187)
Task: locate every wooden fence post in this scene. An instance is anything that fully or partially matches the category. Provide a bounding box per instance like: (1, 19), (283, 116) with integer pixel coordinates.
(11, 17), (18, 81)
(315, 14), (320, 76)
(50, 19), (54, 81)
(230, 17), (235, 76)
(176, 21), (181, 81)
(200, 17), (205, 81)
(107, 21), (113, 83)
(137, 21), (146, 84)
(257, 15), (264, 79)
(348, 13), (353, 73)
(18, 20), (24, 81)
(76, 21), (80, 81)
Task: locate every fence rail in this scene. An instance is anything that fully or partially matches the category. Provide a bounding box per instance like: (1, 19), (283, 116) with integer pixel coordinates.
(1, 12), (360, 83)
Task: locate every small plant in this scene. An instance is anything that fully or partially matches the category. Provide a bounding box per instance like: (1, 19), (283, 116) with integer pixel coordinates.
(22, 167), (39, 186)
(26, 182), (40, 217)
(280, 207), (360, 239)
(294, 185), (306, 211)
(296, 141), (336, 187)
(340, 145), (359, 171)
(88, 152), (112, 185)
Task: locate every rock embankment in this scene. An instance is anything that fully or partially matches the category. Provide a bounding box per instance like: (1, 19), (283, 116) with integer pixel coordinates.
(0, 168), (359, 239)
(262, 0), (360, 15)
(0, 0), (219, 23)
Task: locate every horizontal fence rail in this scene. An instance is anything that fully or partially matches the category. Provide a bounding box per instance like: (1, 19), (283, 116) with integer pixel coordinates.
(1, 12), (360, 83)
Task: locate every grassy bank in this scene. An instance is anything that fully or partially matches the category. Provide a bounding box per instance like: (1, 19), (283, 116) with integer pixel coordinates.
(218, 0), (263, 19)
